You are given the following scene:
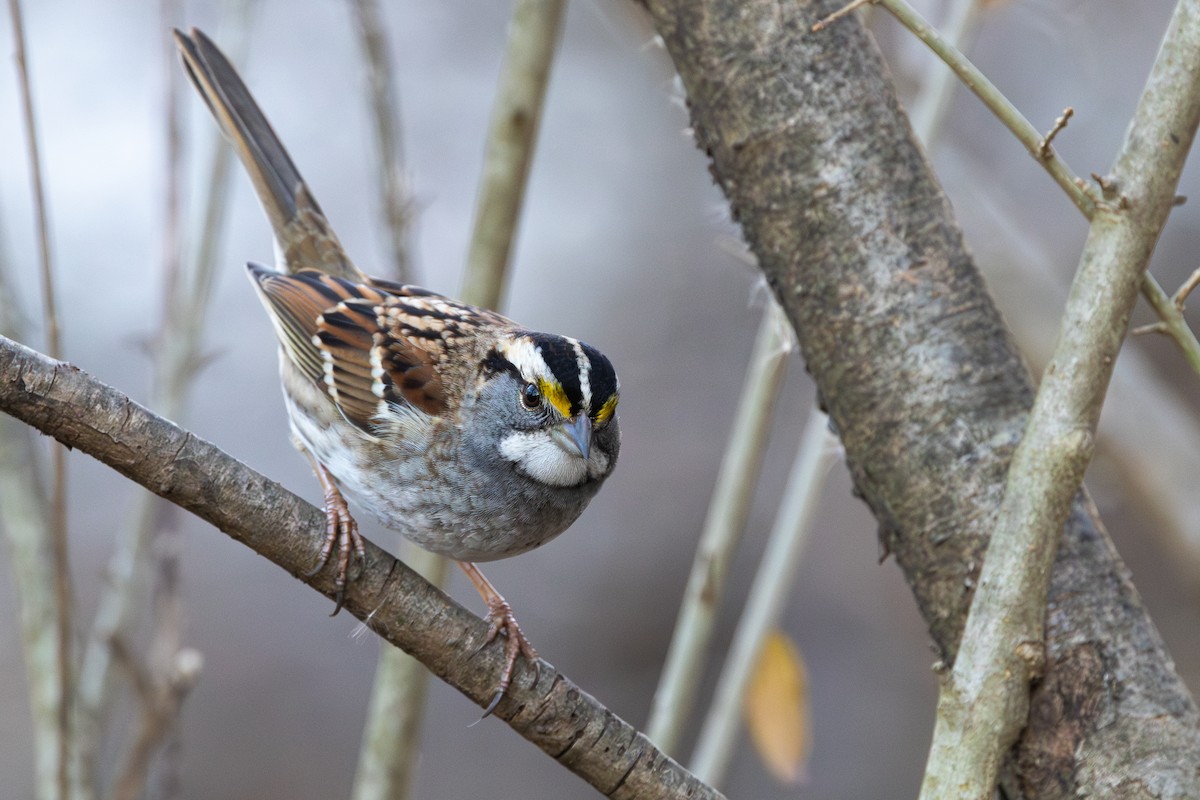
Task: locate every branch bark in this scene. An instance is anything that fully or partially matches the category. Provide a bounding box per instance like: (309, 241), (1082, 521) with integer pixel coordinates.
(0, 334), (722, 800)
(921, 1), (1200, 795)
(638, 0), (1200, 796)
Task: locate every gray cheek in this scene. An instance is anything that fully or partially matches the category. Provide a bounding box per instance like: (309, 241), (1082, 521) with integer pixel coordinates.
(464, 427), (512, 478)
(597, 418), (621, 461)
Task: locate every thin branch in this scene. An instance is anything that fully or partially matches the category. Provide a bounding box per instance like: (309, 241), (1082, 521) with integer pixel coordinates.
(461, 0), (565, 308)
(918, 0), (1200, 795)
(351, 543), (447, 800)
(6, 0), (60, 361)
(1138, 270), (1200, 375)
(348, 0), (414, 283)
(867, 0), (1097, 215)
(646, 299), (792, 755)
(690, 407), (833, 786)
(143, 2), (190, 794)
(904, 0), (984, 150)
(811, 0), (873, 31)
(644, 0), (1200, 791)
(1173, 266), (1200, 310)
(0, 334), (725, 800)
(1131, 321), (1170, 336)
(1038, 107), (1073, 159)
(74, 4), (259, 795)
(902, 0), (1200, 585)
(0, 246), (61, 800)
(352, 2), (562, 792)
(108, 637), (202, 800)
(343, 3), (426, 796)
(6, 3), (71, 796)
(864, 0), (1200, 379)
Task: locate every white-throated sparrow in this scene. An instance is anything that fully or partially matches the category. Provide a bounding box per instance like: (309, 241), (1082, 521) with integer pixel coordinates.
(174, 29), (620, 710)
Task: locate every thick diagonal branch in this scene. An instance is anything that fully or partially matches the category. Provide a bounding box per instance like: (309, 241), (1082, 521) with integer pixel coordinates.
(639, 0), (1200, 796)
(0, 335), (722, 800)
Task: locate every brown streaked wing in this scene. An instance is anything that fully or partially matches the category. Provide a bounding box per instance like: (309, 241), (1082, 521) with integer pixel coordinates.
(250, 265), (392, 430)
(313, 301), (388, 428)
(251, 265), (512, 430)
(365, 278), (513, 415)
(250, 265), (336, 385)
(377, 329), (445, 416)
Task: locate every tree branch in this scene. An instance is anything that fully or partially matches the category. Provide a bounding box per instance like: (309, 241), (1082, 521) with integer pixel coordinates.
(646, 299), (791, 754)
(6, 4), (71, 793)
(870, 0), (1200, 379)
(638, 0), (1200, 796)
(463, 0), (565, 307)
(920, 0), (1200, 795)
(0, 334), (722, 800)
(348, 0), (414, 284)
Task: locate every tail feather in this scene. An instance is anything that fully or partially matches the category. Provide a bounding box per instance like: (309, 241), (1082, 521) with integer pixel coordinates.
(174, 28), (362, 280)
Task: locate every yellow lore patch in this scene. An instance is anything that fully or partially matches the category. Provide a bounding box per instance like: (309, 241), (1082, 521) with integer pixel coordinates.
(537, 378), (572, 418)
(594, 394), (618, 426)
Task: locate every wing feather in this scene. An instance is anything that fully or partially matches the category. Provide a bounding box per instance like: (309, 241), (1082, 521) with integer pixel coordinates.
(247, 263), (475, 430)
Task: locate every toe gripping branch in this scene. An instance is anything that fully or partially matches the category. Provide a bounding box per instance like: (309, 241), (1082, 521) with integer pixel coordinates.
(304, 457), (367, 615)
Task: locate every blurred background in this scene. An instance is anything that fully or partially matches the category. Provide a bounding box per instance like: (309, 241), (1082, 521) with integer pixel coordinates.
(2, 0), (1199, 797)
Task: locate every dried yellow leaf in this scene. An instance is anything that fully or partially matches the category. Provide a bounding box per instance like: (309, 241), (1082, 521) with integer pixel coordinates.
(743, 630), (812, 784)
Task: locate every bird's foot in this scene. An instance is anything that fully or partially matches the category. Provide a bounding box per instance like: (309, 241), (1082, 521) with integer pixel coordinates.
(478, 595), (540, 717)
(304, 463), (367, 615)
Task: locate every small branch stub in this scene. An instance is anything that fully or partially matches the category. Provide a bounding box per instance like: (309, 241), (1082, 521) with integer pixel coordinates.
(1038, 107), (1073, 159)
(812, 0), (876, 32)
(1014, 640), (1046, 681)
(1131, 322), (1170, 337)
(1172, 267), (1200, 311)
(1091, 172), (1119, 197)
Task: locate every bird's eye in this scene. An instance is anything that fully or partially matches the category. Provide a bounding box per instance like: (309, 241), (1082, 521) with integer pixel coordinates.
(520, 382), (541, 410)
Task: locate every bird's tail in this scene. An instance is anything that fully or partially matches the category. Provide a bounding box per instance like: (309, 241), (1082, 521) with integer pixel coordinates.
(174, 27), (362, 280)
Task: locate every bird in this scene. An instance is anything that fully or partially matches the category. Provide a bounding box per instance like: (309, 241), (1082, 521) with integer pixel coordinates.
(174, 28), (620, 713)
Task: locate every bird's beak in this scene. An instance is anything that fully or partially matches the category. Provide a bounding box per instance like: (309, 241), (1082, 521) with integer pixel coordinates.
(551, 414), (593, 460)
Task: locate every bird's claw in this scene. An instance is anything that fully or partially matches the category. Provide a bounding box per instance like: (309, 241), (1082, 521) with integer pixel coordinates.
(477, 597), (539, 718)
(304, 475), (366, 616)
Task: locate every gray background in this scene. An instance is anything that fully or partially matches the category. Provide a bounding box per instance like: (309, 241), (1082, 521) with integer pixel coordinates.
(1, 1), (1198, 798)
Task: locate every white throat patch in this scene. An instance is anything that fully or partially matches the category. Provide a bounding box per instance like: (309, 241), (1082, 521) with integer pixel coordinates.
(499, 430), (609, 487)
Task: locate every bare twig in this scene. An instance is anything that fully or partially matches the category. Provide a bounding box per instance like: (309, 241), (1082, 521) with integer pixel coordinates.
(7, 0), (60, 361)
(905, 0), (985, 150)
(351, 543), (446, 800)
(348, 0), (414, 283)
(690, 407), (833, 786)
(143, 7), (188, 796)
(343, 6), (426, 796)
(353, 3), (562, 794)
(1038, 106), (1073, 159)
(0, 334), (725, 800)
(1173, 266), (1200, 310)
(74, 4), (259, 796)
(144, 3), (190, 794)
(0, 240), (62, 800)
(811, 0), (875, 32)
(865, 0), (1200, 384)
(865, 0), (1097, 215)
(646, 299), (792, 756)
(5, 2), (71, 795)
(918, 1), (1200, 795)
(1137, 260), (1200, 376)
(462, 0), (565, 307)
(1131, 321), (1170, 337)
(643, 0), (1200, 791)
(109, 637), (202, 800)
